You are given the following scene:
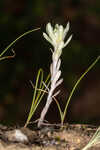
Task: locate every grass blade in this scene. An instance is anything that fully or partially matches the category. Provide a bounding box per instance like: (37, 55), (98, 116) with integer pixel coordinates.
(25, 69), (43, 126)
(0, 28), (40, 58)
(82, 126), (100, 150)
(25, 69), (50, 127)
(61, 56), (100, 125)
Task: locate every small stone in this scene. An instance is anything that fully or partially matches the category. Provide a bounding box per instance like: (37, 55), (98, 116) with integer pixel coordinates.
(5, 129), (29, 144)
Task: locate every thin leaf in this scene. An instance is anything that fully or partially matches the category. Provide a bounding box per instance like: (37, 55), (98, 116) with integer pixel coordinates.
(82, 126), (100, 150)
(61, 56), (100, 125)
(25, 70), (50, 127)
(0, 28), (40, 58)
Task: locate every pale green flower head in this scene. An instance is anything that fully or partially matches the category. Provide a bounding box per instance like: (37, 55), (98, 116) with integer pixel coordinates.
(43, 22), (72, 51)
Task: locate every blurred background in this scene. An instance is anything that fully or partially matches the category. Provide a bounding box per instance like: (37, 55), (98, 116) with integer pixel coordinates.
(0, 0), (100, 126)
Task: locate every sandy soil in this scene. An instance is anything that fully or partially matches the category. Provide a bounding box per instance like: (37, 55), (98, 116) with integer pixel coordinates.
(0, 124), (100, 150)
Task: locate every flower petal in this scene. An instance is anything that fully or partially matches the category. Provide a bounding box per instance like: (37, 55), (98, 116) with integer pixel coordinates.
(57, 41), (64, 51)
(46, 23), (53, 35)
(46, 23), (55, 40)
(63, 22), (70, 40)
(58, 25), (63, 41)
(63, 34), (72, 48)
(43, 32), (52, 44)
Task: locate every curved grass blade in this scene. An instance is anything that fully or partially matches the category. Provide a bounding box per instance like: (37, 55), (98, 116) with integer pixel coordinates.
(53, 96), (63, 121)
(0, 49), (15, 61)
(25, 68), (43, 127)
(25, 69), (50, 127)
(82, 126), (100, 150)
(31, 74), (50, 118)
(58, 56), (100, 125)
(0, 28), (40, 58)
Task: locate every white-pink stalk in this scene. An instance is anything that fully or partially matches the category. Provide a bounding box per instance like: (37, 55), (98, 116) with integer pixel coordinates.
(38, 22), (72, 127)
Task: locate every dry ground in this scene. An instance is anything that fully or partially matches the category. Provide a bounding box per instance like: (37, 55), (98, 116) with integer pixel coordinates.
(0, 124), (100, 150)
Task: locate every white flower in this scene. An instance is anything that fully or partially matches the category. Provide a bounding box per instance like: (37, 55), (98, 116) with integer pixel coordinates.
(43, 22), (72, 52)
(38, 22), (72, 127)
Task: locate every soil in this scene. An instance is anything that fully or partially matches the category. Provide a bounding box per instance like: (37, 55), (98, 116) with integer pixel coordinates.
(0, 124), (100, 150)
